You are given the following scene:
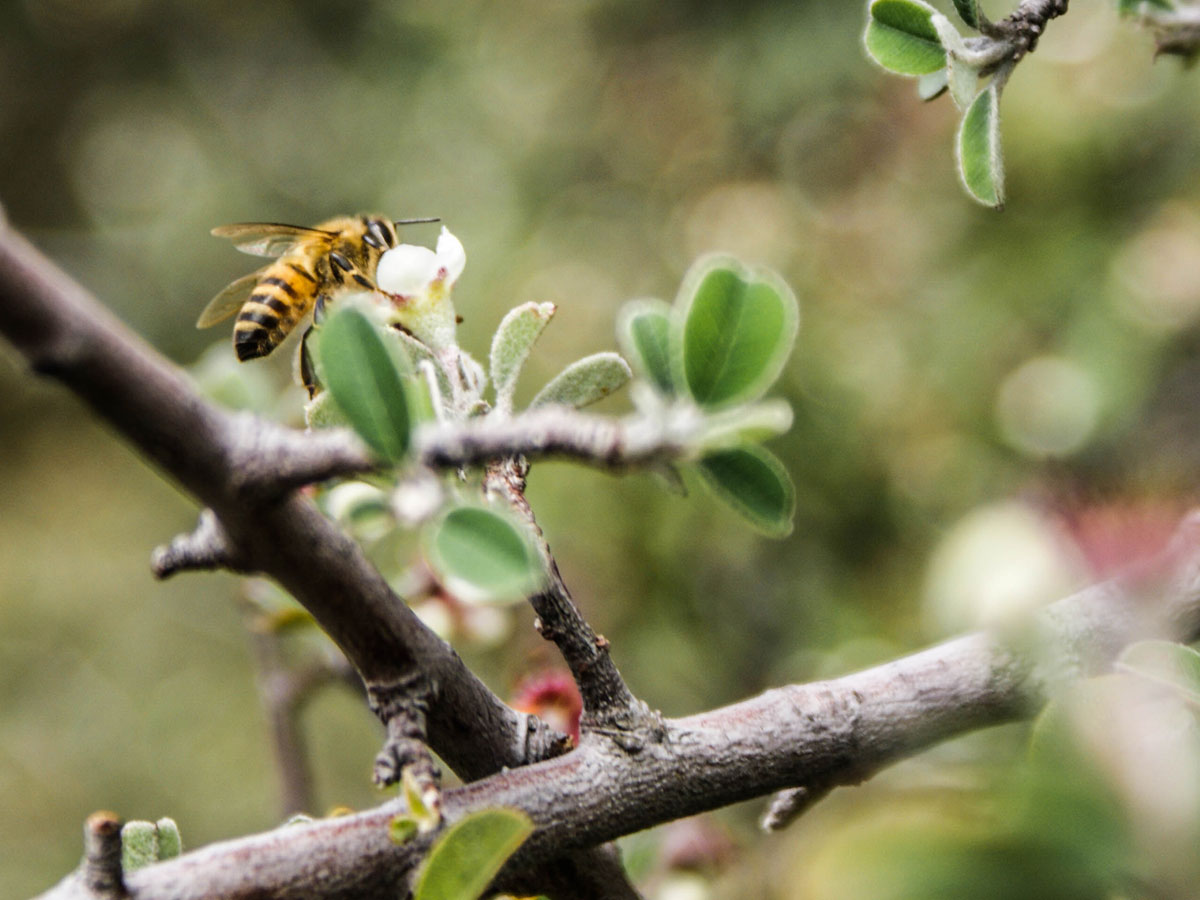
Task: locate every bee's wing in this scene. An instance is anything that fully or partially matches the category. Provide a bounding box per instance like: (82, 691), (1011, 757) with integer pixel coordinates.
(211, 222), (336, 258)
(196, 270), (264, 328)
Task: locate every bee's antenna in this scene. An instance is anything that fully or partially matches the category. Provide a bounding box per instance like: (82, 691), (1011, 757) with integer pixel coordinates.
(394, 217), (441, 226)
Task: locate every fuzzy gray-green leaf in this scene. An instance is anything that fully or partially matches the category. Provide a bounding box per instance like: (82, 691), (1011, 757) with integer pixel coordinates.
(618, 299), (675, 394)
(956, 83), (1004, 209)
(694, 399), (794, 451)
(394, 328), (453, 412)
(928, 12), (977, 110)
(917, 69), (948, 100)
(154, 818), (182, 860)
(490, 302), (556, 415)
(530, 352), (632, 409)
(864, 0), (947, 75)
(121, 822), (159, 872)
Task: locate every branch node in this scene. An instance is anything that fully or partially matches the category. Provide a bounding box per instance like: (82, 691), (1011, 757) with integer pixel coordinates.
(82, 810), (126, 898)
(584, 700), (668, 753)
(368, 676), (439, 789)
(226, 417), (376, 499)
(760, 784), (834, 832)
(151, 509), (247, 578)
(522, 711), (575, 762)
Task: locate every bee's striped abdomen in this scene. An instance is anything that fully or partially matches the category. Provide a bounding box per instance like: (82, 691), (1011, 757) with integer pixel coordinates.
(232, 266), (314, 361)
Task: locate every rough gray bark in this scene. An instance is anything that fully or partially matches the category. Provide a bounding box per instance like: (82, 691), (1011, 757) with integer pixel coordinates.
(34, 541), (1200, 899)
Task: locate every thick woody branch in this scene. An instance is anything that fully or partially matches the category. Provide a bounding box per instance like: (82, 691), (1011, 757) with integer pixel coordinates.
(0, 221), (638, 899)
(33, 520), (1200, 900)
(0, 223), (545, 782)
(225, 420), (376, 498)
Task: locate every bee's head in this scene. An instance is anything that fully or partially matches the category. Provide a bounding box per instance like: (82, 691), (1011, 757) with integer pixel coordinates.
(360, 216), (396, 251)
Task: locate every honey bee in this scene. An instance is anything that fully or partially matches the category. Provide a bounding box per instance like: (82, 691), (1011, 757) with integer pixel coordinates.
(198, 213), (437, 362)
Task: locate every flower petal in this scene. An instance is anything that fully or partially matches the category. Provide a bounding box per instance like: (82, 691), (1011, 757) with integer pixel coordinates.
(435, 227), (466, 284)
(377, 244), (440, 295)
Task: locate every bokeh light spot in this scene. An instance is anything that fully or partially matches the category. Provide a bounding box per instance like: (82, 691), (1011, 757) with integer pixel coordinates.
(995, 355), (1100, 458)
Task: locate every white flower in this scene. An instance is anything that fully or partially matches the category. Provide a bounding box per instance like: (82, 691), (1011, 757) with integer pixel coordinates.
(376, 227), (465, 296)
(373, 227), (465, 349)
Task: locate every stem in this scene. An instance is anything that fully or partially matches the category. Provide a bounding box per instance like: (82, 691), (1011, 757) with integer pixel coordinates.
(484, 458), (657, 735)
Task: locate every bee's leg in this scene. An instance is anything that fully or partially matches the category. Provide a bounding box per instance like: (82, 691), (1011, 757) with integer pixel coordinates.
(299, 325), (320, 399)
(312, 293), (328, 325)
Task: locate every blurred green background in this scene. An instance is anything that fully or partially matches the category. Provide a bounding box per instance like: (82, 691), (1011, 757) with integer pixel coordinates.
(4, 0), (1200, 896)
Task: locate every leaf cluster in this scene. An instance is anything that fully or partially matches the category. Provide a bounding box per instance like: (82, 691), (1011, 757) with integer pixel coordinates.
(305, 255), (800, 608)
(864, 0), (1010, 207)
(619, 256), (799, 536)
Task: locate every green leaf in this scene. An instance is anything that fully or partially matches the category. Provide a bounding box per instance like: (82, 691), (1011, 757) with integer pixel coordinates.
(946, 56), (980, 111)
(316, 307), (413, 462)
(674, 257), (799, 409)
(389, 816), (419, 844)
(864, 0), (947, 76)
(530, 352), (632, 409)
(155, 818), (182, 861)
(957, 83), (1005, 209)
(401, 767), (440, 833)
(618, 299), (675, 394)
(1116, 640), (1200, 707)
(696, 445), (795, 538)
(952, 0), (980, 28)
(426, 506), (543, 602)
(414, 808), (534, 900)
(489, 302), (556, 416)
(121, 821), (159, 872)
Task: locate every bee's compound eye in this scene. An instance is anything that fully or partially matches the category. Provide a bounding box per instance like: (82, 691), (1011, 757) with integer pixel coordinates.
(368, 219), (394, 248)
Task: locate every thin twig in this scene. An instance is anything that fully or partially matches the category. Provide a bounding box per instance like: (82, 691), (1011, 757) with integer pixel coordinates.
(81, 812), (124, 899)
(241, 593), (356, 816)
(484, 457), (661, 737)
(417, 407), (687, 473)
